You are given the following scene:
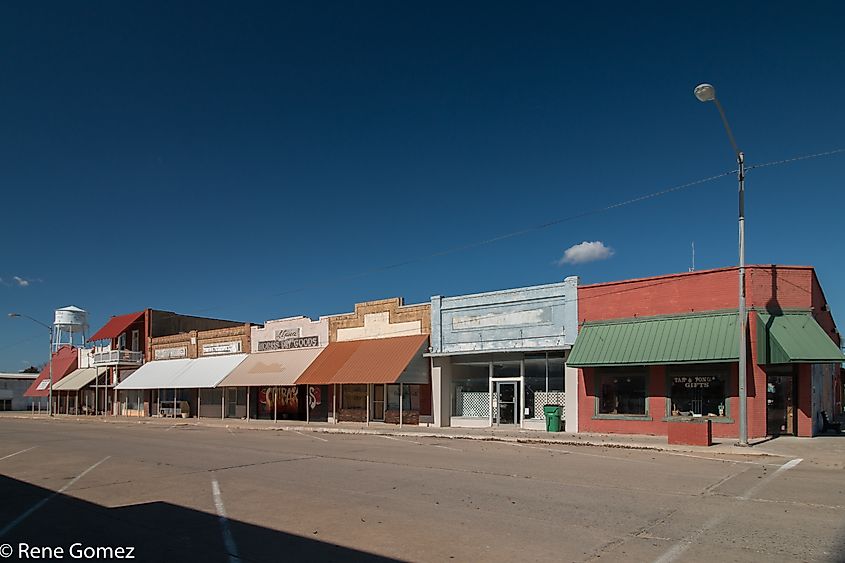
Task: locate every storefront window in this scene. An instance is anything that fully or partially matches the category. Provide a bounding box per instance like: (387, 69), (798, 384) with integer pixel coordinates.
(452, 364), (490, 417)
(342, 384), (367, 410)
(524, 355), (546, 419)
(492, 361), (520, 378)
(523, 353), (566, 419)
(598, 370), (647, 415)
(548, 353), (565, 391)
(387, 384), (420, 411)
(669, 366), (727, 417)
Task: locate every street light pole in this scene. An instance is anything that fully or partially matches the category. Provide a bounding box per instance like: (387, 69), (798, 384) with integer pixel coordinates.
(694, 83), (748, 446)
(9, 313), (55, 417)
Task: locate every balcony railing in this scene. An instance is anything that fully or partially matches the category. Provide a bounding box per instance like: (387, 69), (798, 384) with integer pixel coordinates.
(92, 350), (144, 366)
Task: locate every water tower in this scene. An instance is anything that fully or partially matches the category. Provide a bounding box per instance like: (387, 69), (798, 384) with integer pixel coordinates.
(53, 306), (88, 352)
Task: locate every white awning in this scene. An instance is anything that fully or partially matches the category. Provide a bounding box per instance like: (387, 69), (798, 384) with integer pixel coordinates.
(114, 355), (248, 390)
(171, 354), (248, 388)
(115, 359), (192, 390)
(52, 367), (107, 391)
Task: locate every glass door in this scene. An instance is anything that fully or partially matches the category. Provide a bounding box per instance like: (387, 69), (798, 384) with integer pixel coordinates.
(495, 381), (519, 425)
(226, 388), (238, 418)
(767, 375), (794, 435)
(373, 384), (385, 421)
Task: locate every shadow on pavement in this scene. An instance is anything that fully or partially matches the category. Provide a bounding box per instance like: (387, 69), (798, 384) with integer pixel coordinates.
(0, 475), (399, 562)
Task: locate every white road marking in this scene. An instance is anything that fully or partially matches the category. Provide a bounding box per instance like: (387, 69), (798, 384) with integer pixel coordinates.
(379, 435), (422, 445)
(509, 443), (571, 454)
(293, 430), (328, 442)
(378, 435), (460, 451)
(653, 457), (804, 563)
(659, 451), (780, 466)
(0, 456), (110, 538)
(211, 476), (241, 563)
(499, 441), (655, 465)
(0, 446), (37, 461)
(738, 457), (802, 500)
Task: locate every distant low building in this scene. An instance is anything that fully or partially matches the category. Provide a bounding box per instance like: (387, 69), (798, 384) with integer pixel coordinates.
(0, 372), (45, 410)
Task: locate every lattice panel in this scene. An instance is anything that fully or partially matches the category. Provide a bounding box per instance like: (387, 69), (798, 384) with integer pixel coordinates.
(534, 391), (565, 419)
(457, 391), (490, 417)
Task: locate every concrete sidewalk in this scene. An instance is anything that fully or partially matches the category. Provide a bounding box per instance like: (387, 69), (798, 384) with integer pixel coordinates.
(3, 411), (820, 459)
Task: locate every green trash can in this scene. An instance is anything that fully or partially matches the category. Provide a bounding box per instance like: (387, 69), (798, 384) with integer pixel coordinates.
(543, 405), (562, 432)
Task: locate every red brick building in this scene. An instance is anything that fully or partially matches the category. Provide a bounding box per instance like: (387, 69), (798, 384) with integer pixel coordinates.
(569, 265), (843, 438)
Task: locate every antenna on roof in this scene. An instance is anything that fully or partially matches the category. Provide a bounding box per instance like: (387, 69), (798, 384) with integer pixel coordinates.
(689, 241), (695, 272)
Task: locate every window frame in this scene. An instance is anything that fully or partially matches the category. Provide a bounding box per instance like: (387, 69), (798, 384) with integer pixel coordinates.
(593, 367), (651, 420)
(664, 364), (733, 423)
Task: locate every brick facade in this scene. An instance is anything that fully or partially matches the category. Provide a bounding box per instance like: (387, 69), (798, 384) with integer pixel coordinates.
(328, 298), (431, 342)
(149, 324), (252, 360)
(577, 265), (841, 439)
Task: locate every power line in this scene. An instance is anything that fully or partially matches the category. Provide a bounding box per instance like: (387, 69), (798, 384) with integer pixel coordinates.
(95, 145), (845, 322)
(747, 147), (845, 171)
(188, 168), (739, 316)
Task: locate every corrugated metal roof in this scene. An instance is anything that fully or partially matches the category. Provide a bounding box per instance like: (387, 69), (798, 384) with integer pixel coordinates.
(567, 312), (738, 367)
(757, 312), (845, 364)
(115, 358), (192, 390)
(115, 355), (248, 390)
(52, 367), (107, 391)
(296, 334), (429, 385)
(172, 354), (247, 388)
(88, 311), (144, 342)
(24, 346), (79, 397)
(217, 348), (323, 387)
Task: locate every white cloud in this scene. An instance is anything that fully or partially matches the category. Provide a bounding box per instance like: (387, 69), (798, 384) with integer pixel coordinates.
(558, 241), (614, 265)
(13, 276), (30, 287)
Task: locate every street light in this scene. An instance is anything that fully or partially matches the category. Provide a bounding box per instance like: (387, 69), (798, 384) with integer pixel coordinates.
(694, 83), (748, 446)
(9, 312), (54, 417)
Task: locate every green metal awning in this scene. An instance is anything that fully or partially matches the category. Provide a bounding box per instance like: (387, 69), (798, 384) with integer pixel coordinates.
(756, 312), (845, 364)
(567, 312), (739, 367)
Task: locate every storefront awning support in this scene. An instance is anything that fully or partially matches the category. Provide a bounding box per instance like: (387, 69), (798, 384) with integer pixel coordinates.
(399, 383), (403, 429)
(246, 387), (250, 421)
(273, 387), (277, 423)
(332, 384), (337, 424)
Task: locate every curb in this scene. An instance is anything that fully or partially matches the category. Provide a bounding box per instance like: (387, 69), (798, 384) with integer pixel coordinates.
(2, 413), (782, 458)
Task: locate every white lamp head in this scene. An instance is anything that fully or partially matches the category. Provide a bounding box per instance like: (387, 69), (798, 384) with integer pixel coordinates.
(694, 83), (716, 102)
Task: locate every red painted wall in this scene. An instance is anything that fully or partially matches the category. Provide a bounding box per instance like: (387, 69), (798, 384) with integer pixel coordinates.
(579, 265), (820, 324)
(577, 265), (838, 439)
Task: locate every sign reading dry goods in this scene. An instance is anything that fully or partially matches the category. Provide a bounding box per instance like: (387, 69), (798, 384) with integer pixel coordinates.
(155, 346), (187, 360)
(202, 341), (242, 356)
(257, 327), (319, 351)
(257, 335), (319, 351)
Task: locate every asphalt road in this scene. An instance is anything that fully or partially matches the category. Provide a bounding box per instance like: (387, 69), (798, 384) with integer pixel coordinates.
(0, 418), (843, 562)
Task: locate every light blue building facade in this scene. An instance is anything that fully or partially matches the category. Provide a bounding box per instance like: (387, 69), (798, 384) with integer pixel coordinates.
(428, 276), (579, 431)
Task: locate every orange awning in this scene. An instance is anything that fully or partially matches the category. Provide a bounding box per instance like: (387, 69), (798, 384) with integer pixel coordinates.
(296, 334), (429, 385)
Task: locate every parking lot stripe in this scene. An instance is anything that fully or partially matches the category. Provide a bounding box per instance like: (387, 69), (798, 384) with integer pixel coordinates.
(653, 457), (804, 563)
(738, 457), (802, 500)
(0, 446), (37, 462)
(378, 435), (422, 445)
(0, 455), (110, 538)
(211, 476), (241, 563)
(293, 430), (328, 442)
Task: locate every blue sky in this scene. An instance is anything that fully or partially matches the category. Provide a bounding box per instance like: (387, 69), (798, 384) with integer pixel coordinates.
(1, 1), (843, 370)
